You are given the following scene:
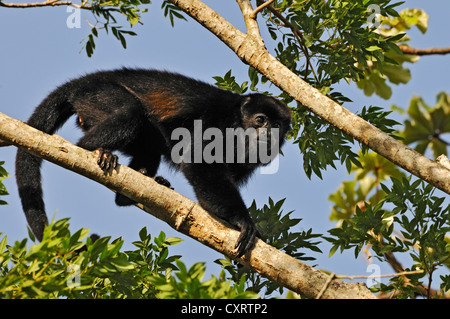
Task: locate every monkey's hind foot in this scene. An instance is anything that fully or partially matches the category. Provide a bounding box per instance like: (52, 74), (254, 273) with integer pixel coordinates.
(154, 176), (173, 189)
(115, 175), (173, 207)
(94, 148), (118, 171)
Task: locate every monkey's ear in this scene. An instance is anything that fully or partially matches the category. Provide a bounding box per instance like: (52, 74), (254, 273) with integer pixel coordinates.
(240, 95), (253, 116)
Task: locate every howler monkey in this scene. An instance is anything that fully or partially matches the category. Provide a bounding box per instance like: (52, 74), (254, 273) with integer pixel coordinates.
(15, 68), (291, 257)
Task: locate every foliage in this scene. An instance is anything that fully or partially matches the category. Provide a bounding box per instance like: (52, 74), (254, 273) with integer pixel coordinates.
(326, 177), (450, 298)
(78, 0), (189, 56)
(394, 92), (450, 158)
(161, 0), (187, 27)
(80, 0), (151, 56)
(216, 198), (322, 297)
(0, 219), (256, 299)
(148, 260), (258, 299)
(327, 92), (450, 297)
(257, 0), (404, 92)
(356, 8), (427, 99)
(0, 161), (8, 205)
(328, 151), (405, 222)
(213, 70), (251, 95)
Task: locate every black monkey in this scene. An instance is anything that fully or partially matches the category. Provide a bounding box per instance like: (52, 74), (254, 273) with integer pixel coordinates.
(15, 68), (291, 257)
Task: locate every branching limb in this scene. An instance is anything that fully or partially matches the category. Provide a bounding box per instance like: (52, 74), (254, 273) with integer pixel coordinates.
(250, 0), (275, 19)
(236, 0), (264, 46)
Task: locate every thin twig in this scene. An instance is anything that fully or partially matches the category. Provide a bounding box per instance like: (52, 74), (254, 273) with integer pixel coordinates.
(318, 269), (426, 299)
(398, 45), (450, 56)
(336, 269), (424, 280)
(316, 272), (336, 299)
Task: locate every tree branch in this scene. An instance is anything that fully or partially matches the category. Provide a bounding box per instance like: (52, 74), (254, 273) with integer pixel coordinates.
(236, 0), (264, 46)
(0, 112), (375, 299)
(0, 0), (90, 9)
(399, 45), (450, 56)
(250, 0), (275, 19)
(169, 0), (450, 195)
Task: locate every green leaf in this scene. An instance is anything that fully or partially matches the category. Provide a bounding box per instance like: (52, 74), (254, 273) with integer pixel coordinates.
(139, 227), (148, 241)
(0, 236), (6, 253)
(165, 237), (184, 246)
(366, 46), (381, 52)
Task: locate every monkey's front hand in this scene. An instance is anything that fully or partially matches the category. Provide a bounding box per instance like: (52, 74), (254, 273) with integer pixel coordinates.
(229, 214), (259, 258)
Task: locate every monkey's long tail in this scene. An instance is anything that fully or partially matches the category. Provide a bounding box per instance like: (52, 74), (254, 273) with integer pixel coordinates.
(15, 86), (74, 241)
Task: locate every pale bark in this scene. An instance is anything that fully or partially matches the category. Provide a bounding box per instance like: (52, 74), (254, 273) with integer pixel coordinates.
(0, 112), (375, 299)
(168, 0), (450, 195)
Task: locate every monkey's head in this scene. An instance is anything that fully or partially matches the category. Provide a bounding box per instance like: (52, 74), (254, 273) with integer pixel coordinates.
(239, 94), (291, 165)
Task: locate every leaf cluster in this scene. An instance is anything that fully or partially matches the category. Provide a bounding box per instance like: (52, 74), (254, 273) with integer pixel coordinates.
(260, 0), (404, 89)
(148, 261), (258, 299)
(0, 218), (260, 299)
(328, 151), (404, 222)
(326, 177), (450, 297)
(251, 198), (322, 260)
(0, 161), (8, 205)
(356, 8), (427, 99)
(292, 106), (362, 179)
(326, 91), (449, 298)
(80, 0), (188, 56)
(294, 103), (401, 179)
(161, 0), (187, 27)
(396, 92), (450, 158)
(81, 0), (151, 56)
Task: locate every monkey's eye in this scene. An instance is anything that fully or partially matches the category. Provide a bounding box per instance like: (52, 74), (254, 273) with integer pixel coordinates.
(255, 115), (266, 125)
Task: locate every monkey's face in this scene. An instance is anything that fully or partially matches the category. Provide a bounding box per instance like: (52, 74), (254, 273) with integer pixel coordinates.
(240, 94), (291, 164)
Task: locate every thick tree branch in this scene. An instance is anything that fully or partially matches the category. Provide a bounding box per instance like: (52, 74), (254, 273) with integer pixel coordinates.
(0, 111), (375, 299)
(169, 0), (450, 195)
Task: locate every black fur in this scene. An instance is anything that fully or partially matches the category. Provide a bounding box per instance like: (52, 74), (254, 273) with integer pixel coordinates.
(15, 68), (291, 257)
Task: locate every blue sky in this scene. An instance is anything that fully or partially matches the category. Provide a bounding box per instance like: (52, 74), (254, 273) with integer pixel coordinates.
(1, 0), (449, 291)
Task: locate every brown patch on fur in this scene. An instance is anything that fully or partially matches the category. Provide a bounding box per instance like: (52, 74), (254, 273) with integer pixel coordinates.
(143, 90), (180, 120)
(121, 84), (180, 120)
